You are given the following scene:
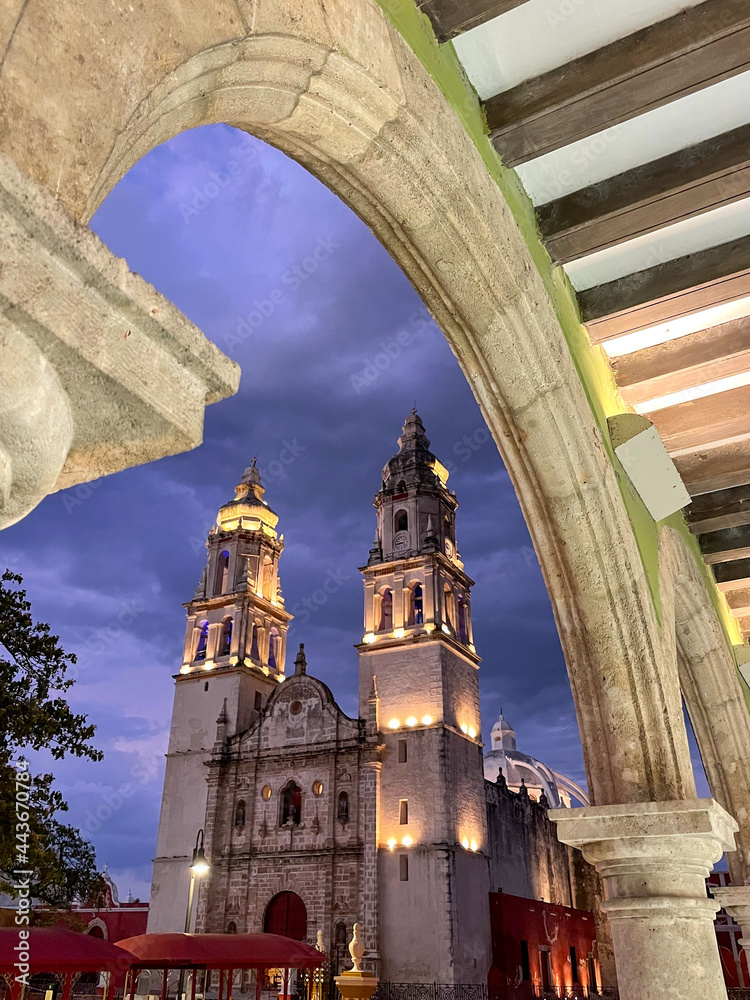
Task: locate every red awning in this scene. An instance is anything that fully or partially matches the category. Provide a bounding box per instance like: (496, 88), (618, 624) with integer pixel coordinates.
(0, 928), (135, 973)
(115, 933), (327, 970)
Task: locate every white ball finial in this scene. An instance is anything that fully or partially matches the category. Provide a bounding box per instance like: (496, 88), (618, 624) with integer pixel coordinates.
(349, 923), (365, 972)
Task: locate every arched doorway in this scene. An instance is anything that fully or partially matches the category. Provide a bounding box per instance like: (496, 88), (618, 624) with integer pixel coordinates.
(263, 891), (307, 941)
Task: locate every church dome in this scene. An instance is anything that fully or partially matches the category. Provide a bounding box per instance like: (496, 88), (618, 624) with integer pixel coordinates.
(484, 710), (589, 808)
(382, 409), (449, 490)
(216, 459), (279, 533)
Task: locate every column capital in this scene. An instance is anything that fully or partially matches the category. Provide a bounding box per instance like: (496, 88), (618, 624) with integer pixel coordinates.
(713, 884), (750, 928)
(550, 797), (737, 865)
(551, 800), (737, 999)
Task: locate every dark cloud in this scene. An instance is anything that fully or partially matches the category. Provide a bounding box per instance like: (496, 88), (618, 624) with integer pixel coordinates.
(1, 124), (708, 897)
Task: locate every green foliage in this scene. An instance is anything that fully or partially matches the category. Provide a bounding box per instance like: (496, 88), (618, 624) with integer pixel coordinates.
(0, 570), (105, 906)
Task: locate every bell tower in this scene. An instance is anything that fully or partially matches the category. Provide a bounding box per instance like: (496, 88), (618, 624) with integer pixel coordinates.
(358, 411), (491, 983)
(148, 461), (292, 932)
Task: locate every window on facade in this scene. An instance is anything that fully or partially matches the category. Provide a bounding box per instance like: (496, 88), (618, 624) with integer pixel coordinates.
(395, 509), (408, 533)
(337, 791), (349, 822)
(268, 627), (279, 669)
(588, 956), (597, 993)
(226, 922), (237, 934)
(204, 681), (209, 692)
(250, 622), (261, 661)
(335, 922), (347, 948)
(220, 616), (233, 656)
(280, 781), (302, 826)
(399, 855), (409, 881)
(254, 691), (263, 712)
(540, 950), (552, 989)
(195, 621), (209, 661)
(570, 947), (578, 984)
(379, 589), (393, 631)
(234, 800), (246, 828)
(520, 941), (530, 982)
(399, 799), (408, 825)
(313, 780), (324, 796)
(216, 551), (230, 595)
(398, 740), (407, 763)
(411, 583), (424, 626)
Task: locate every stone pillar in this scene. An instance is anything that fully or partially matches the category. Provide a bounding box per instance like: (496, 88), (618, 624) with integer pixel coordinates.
(712, 885), (750, 980)
(551, 799), (737, 1000)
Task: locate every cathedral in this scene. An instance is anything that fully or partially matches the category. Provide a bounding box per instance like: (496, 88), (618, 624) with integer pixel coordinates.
(148, 412), (595, 986)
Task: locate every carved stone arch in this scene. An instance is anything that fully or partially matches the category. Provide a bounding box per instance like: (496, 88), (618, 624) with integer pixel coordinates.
(85, 918), (108, 940)
(660, 527), (750, 880)
(1, 0), (707, 805)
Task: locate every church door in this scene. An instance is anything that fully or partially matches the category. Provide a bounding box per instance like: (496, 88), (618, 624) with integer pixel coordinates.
(264, 891), (307, 941)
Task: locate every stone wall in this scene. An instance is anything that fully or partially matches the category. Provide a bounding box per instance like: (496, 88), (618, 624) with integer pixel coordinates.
(485, 775), (575, 906)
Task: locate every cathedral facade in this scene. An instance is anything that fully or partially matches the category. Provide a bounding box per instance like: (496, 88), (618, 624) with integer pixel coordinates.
(149, 412), (589, 985)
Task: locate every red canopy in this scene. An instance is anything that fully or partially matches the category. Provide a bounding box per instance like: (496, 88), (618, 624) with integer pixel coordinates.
(115, 933), (327, 970)
(0, 928), (135, 973)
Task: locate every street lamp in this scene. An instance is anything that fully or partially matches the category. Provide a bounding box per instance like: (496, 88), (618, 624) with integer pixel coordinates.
(185, 829), (211, 932)
(177, 830), (211, 1000)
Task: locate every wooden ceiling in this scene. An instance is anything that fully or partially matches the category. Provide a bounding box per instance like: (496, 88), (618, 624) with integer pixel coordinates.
(419, 0), (750, 639)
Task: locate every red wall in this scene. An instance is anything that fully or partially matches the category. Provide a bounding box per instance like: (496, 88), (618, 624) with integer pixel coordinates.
(40, 902), (148, 942)
(488, 892), (599, 999)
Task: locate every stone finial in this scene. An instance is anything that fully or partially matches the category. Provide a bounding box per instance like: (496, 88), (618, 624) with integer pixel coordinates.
(214, 699), (229, 750)
(539, 789), (549, 809)
(349, 923), (365, 972)
(518, 777), (529, 799)
(235, 457), (265, 502)
(193, 566), (207, 599)
(294, 643), (307, 675)
(316, 929), (326, 953)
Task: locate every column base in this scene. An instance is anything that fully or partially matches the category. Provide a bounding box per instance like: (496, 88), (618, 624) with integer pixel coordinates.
(334, 971), (379, 1000)
(551, 798), (737, 1000)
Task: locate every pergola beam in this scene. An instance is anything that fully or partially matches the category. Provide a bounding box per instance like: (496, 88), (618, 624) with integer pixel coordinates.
(416, 0), (530, 41)
(687, 483), (750, 534)
(582, 235), (750, 343)
(538, 124), (750, 264)
(674, 439), (750, 497)
(486, 0), (750, 167)
(616, 315), (750, 408)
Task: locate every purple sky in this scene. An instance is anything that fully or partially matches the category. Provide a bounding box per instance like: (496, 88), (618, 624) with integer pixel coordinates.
(2, 124), (709, 900)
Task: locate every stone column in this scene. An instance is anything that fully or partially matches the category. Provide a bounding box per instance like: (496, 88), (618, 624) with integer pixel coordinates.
(551, 799), (737, 1000)
(712, 885), (750, 981)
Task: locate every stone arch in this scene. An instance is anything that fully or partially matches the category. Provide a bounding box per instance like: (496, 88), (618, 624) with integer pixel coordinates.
(0, 0), (703, 806)
(660, 527), (750, 880)
(85, 918), (107, 939)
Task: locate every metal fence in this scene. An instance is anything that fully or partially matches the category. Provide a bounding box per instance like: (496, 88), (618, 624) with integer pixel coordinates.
(371, 986), (488, 1000)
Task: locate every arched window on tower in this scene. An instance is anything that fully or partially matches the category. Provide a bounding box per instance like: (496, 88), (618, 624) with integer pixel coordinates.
(379, 589), (393, 632)
(444, 585), (455, 631)
(234, 800), (246, 828)
(337, 791), (349, 823)
(409, 583), (424, 626)
(250, 621), (261, 661)
(215, 551), (230, 595)
(280, 781), (302, 826)
(220, 616), (233, 657)
(268, 627), (280, 670)
(395, 509), (408, 533)
(195, 621), (209, 661)
(457, 595), (468, 644)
